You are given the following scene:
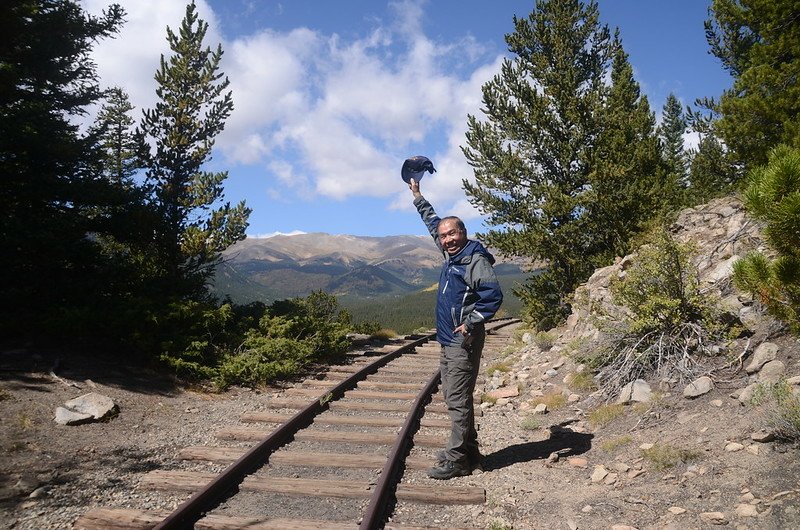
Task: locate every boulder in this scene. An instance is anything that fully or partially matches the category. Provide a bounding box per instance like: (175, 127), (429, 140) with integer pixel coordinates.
(758, 360), (786, 384)
(683, 376), (714, 398)
(617, 379), (652, 404)
(745, 342), (778, 374)
(55, 392), (118, 425)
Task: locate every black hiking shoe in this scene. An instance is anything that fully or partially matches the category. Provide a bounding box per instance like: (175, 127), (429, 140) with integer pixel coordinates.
(427, 459), (472, 480)
(436, 449), (483, 471)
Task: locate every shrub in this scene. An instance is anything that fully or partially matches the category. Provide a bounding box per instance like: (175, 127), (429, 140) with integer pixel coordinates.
(520, 415), (541, 431)
(371, 329), (397, 341)
(566, 371), (597, 391)
(215, 337), (312, 390)
(591, 229), (729, 399)
(533, 331), (556, 350)
(733, 145), (800, 335)
(751, 380), (800, 442)
(486, 362), (512, 375)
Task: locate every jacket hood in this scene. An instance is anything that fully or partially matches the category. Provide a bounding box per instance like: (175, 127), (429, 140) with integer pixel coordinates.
(449, 239), (496, 265)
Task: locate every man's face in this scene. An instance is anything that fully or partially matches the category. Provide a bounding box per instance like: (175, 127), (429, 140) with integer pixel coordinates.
(438, 219), (467, 256)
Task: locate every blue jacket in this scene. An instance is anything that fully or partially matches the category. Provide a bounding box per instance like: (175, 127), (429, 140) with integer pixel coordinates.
(414, 196), (503, 346)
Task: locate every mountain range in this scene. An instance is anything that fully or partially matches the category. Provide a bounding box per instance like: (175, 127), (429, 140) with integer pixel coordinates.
(212, 232), (526, 309)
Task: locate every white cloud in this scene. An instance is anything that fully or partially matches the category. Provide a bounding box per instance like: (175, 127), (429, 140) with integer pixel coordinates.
(86, 0), (505, 219)
(249, 230), (307, 238)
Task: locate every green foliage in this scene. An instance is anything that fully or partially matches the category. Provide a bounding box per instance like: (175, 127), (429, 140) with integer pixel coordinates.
(0, 0), (126, 336)
(590, 229), (729, 398)
(533, 331), (556, 351)
(733, 146), (800, 333)
(686, 133), (741, 204)
(611, 231), (708, 336)
(154, 290), (354, 388)
(462, 0), (683, 328)
(704, 0), (800, 167)
(587, 403), (626, 428)
(138, 1), (250, 299)
(658, 93), (689, 186)
(751, 380), (800, 442)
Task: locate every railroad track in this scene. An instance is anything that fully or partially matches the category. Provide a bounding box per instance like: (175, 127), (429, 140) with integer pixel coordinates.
(74, 318), (520, 530)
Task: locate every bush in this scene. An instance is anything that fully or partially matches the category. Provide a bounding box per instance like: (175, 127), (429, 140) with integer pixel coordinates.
(215, 337), (312, 390)
(533, 331), (556, 350)
(640, 443), (701, 471)
(733, 145), (800, 334)
(751, 380), (800, 442)
(588, 403), (626, 428)
(590, 229), (729, 399)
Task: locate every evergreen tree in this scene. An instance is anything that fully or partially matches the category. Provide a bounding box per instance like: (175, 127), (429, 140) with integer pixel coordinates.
(0, 0), (124, 335)
(686, 133), (740, 204)
(138, 1), (251, 299)
(94, 87), (139, 185)
(733, 145), (800, 334)
(658, 93), (689, 186)
(704, 0), (800, 167)
(588, 42), (673, 261)
(462, 0), (673, 328)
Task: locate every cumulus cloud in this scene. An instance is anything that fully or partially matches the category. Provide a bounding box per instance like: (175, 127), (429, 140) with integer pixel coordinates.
(85, 0), (504, 219)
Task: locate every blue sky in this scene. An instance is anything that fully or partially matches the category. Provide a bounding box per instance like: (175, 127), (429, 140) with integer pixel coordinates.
(84, 0), (732, 237)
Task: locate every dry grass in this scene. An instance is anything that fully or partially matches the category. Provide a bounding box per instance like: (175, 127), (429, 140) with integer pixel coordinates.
(566, 371), (597, 391)
(641, 443), (701, 471)
(588, 403), (626, 428)
(486, 362), (512, 375)
(520, 415), (541, 431)
(532, 392), (567, 410)
(600, 435), (633, 453)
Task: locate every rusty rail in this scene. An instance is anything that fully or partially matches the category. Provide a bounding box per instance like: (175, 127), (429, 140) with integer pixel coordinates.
(154, 332), (436, 530)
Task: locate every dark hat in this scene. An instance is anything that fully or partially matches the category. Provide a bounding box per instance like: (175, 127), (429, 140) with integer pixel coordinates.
(401, 155), (436, 184)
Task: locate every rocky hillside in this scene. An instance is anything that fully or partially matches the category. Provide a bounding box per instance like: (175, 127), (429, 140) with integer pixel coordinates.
(471, 196), (800, 528)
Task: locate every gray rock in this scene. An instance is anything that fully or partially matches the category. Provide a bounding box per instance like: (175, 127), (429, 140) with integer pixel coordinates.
(738, 383), (759, 405)
(745, 342), (779, 374)
(683, 376), (714, 398)
(64, 392), (117, 419)
(522, 332), (532, 344)
(758, 360), (786, 384)
(617, 379), (652, 403)
(55, 392), (118, 425)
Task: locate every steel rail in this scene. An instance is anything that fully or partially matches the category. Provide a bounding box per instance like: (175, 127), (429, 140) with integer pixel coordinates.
(360, 317), (520, 530)
(154, 332), (436, 530)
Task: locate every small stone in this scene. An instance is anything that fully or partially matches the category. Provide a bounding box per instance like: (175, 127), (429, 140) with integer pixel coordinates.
(568, 393), (581, 403)
(668, 506), (687, 515)
(735, 504), (759, 517)
(545, 368), (559, 378)
(683, 376), (714, 398)
(751, 430), (775, 443)
(533, 403), (548, 414)
(746, 445), (760, 455)
(611, 526), (637, 530)
(604, 472), (618, 485)
(496, 397), (510, 406)
(725, 442), (745, 452)
(628, 468), (646, 479)
(710, 399), (723, 407)
(740, 492), (755, 502)
(567, 520), (578, 530)
(486, 386), (519, 400)
(609, 462), (630, 473)
(568, 457), (589, 468)
(639, 443), (654, 450)
(699, 512), (727, 525)
(546, 452), (559, 464)
(617, 379), (652, 404)
(581, 505), (593, 513)
(591, 465), (609, 483)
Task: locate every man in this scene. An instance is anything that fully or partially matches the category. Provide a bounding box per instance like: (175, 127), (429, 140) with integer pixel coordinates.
(409, 176), (503, 480)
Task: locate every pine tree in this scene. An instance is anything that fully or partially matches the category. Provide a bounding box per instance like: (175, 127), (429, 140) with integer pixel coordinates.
(94, 87), (139, 185)
(704, 0), (800, 167)
(462, 0), (673, 328)
(658, 93), (689, 187)
(686, 133), (740, 204)
(138, 1), (251, 299)
(588, 42), (673, 261)
(733, 145), (800, 334)
(0, 0), (124, 334)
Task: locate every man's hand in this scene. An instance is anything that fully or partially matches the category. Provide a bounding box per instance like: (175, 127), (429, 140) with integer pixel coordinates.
(409, 178), (422, 199)
(453, 323), (468, 335)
